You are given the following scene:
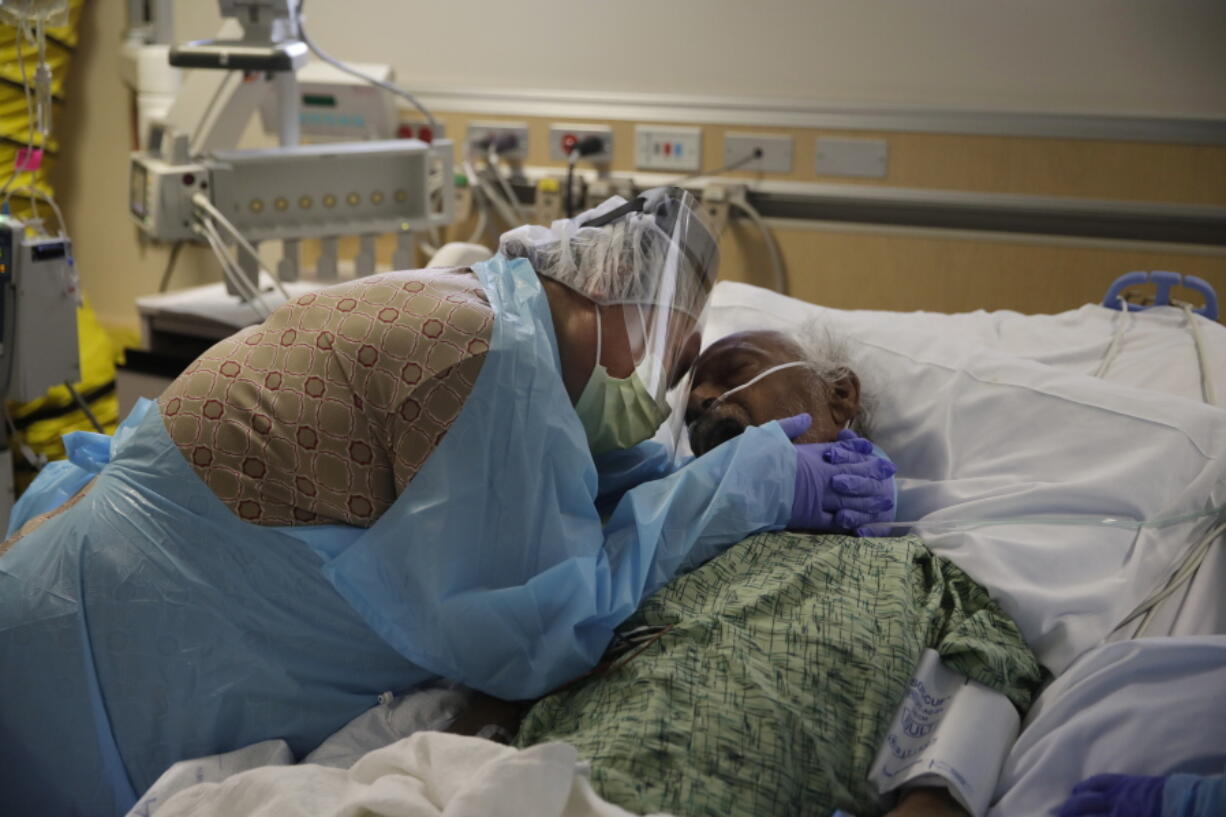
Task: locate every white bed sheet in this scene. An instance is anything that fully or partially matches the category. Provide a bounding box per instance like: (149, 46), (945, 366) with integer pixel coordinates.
(127, 732), (659, 817)
(1110, 524), (1226, 640)
(704, 282), (1226, 674)
(990, 636), (1226, 817)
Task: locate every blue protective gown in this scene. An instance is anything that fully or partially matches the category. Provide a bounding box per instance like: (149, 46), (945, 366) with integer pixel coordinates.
(0, 255), (797, 816)
(1165, 767), (1225, 817)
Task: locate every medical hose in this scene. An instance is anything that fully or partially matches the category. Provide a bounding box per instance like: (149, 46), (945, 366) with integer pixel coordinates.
(64, 381), (104, 433)
(1179, 301), (1217, 406)
(293, 0), (439, 134)
(564, 137), (605, 219)
(464, 159), (519, 229)
(1094, 296), (1131, 379)
(1117, 518), (1226, 636)
(488, 142), (522, 221)
(565, 153), (577, 218)
(664, 147), (763, 187)
(0, 3), (80, 221)
(730, 195), (788, 295)
(192, 193), (291, 303)
(885, 506), (1226, 640)
(1097, 296), (1216, 409)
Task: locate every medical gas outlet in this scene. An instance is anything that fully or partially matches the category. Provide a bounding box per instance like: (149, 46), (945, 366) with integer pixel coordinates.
(635, 126), (702, 172)
(465, 122), (529, 160)
(548, 124), (614, 163)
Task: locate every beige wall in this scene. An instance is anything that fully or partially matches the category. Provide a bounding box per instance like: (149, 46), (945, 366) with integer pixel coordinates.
(721, 224), (1226, 315)
(423, 111), (1226, 205)
(306, 110), (1226, 319)
(53, 2), (1226, 335)
(176, 0), (1226, 117)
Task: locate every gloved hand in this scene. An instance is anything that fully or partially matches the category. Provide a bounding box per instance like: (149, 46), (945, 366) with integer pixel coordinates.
(1055, 773), (1166, 817)
(778, 413), (897, 535)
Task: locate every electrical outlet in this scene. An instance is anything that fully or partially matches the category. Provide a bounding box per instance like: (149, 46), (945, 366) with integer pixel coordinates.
(465, 121), (529, 160)
(635, 125), (701, 171)
(816, 137), (888, 178)
(723, 132), (793, 174)
(548, 124), (614, 162)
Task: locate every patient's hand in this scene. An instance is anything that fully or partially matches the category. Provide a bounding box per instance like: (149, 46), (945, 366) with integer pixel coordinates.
(885, 787), (969, 817)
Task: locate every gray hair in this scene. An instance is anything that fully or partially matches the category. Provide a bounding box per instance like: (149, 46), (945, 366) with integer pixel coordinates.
(794, 322), (875, 438)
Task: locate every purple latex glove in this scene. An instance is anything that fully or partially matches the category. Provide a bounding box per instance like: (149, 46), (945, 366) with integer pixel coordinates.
(778, 413), (896, 534)
(1055, 774), (1166, 817)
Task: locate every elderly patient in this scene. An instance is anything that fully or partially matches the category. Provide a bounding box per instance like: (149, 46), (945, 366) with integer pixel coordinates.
(510, 326), (1041, 817)
(687, 327), (869, 456)
(685, 325), (895, 535)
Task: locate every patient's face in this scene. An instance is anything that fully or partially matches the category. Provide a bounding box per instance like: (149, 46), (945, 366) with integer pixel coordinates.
(685, 330), (860, 457)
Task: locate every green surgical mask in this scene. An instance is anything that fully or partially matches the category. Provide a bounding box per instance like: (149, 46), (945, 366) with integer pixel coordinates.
(574, 308), (672, 455)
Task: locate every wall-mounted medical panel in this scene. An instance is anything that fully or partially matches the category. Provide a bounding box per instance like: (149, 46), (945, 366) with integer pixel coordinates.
(465, 121), (530, 160)
(208, 139), (450, 242)
(635, 126), (702, 172)
(548, 124), (614, 162)
(723, 132), (794, 174)
(816, 137), (889, 179)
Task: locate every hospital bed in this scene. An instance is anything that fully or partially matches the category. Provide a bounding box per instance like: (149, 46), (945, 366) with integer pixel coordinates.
(124, 275), (1226, 817)
(704, 279), (1226, 645)
(703, 280), (1226, 816)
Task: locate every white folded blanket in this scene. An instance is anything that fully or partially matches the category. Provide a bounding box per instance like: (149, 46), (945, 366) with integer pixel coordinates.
(127, 732), (669, 817)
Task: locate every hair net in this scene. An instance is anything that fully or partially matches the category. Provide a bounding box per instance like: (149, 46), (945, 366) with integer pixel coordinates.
(498, 187), (718, 320)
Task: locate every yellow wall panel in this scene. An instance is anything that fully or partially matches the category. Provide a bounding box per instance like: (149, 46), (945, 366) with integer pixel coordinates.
(432, 111), (1226, 206)
(721, 223), (1226, 316)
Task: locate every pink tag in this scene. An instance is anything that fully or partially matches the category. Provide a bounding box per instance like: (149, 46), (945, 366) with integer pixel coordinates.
(15, 147), (43, 172)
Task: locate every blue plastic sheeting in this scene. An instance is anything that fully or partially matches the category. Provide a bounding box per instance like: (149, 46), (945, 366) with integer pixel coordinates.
(593, 441), (679, 518)
(0, 256), (797, 816)
(6, 405), (149, 535)
(0, 401), (425, 817)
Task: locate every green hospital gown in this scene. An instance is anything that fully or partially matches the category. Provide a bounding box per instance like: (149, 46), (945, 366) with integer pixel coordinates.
(514, 533), (1044, 817)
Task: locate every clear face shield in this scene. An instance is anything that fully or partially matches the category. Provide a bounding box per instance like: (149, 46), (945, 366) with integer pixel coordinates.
(575, 188), (719, 457)
(500, 187), (719, 456)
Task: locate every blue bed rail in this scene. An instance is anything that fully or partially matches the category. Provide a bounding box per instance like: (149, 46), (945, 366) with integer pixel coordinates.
(1102, 271), (1219, 321)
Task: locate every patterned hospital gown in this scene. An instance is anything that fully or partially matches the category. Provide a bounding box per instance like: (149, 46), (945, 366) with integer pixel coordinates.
(158, 268), (493, 527)
(515, 532), (1045, 817)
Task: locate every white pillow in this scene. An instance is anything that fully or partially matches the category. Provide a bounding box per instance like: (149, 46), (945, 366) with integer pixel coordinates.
(706, 283), (1226, 403)
(704, 282), (1226, 673)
